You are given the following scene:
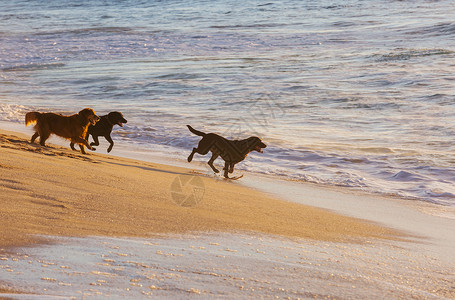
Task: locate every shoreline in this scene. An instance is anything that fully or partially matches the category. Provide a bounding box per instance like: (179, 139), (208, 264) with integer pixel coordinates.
(0, 128), (401, 250)
(4, 119), (455, 218)
(4, 119), (455, 219)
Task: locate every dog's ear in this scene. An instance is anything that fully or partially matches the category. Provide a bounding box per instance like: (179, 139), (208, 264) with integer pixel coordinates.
(79, 108), (90, 118)
(245, 137), (257, 148)
(119, 112), (127, 123)
(109, 112), (121, 123)
(111, 111), (127, 124)
(79, 108), (98, 122)
(248, 137), (266, 149)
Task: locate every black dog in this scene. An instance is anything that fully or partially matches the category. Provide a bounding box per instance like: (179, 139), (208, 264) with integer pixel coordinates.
(187, 125), (266, 179)
(71, 111), (127, 153)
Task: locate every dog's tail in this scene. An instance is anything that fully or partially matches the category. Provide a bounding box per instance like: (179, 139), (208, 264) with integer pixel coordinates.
(187, 125), (206, 136)
(25, 112), (41, 126)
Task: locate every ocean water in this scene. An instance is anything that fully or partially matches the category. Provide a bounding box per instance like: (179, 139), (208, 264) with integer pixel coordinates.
(1, 0), (454, 206)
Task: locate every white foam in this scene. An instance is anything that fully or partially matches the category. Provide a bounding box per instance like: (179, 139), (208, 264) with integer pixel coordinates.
(0, 104), (28, 123)
(1, 233), (453, 299)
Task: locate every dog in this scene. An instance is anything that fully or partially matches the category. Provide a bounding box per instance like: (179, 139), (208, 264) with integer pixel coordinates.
(25, 108), (100, 154)
(71, 111), (127, 153)
(187, 125), (266, 179)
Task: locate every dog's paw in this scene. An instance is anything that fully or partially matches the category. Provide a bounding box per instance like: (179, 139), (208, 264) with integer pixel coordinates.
(213, 169), (220, 173)
(91, 147), (97, 151)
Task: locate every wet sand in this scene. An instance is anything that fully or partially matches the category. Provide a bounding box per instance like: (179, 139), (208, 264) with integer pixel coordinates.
(1, 129), (454, 298)
(2, 234), (455, 299)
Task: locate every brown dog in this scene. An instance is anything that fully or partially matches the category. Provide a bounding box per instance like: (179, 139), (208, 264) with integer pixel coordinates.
(25, 108), (100, 154)
(187, 125), (267, 179)
(77, 111), (128, 153)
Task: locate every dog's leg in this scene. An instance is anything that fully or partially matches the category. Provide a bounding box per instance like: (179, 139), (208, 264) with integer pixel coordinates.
(90, 135), (100, 147)
(37, 124), (50, 146)
(207, 153), (219, 173)
(72, 137), (94, 154)
(104, 135), (114, 153)
(70, 142), (77, 151)
(222, 162), (234, 173)
(90, 135), (100, 151)
(188, 148), (197, 162)
(31, 132), (39, 144)
(79, 144), (87, 155)
(39, 132), (50, 146)
(223, 161), (230, 178)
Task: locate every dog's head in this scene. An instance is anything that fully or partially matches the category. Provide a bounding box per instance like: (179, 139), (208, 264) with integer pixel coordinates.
(246, 137), (267, 153)
(79, 108), (100, 126)
(108, 111), (127, 127)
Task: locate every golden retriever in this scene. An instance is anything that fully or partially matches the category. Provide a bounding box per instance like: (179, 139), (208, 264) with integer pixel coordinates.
(187, 125), (267, 179)
(73, 111), (127, 153)
(25, 108), (100, 154)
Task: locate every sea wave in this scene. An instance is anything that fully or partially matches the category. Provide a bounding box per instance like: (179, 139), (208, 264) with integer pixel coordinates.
(1, 63), (66, 72)
(0, 104), (28, 122)
(374, 49), (453, 62)
(34, 26), (141, 37)
(210, 23), (301, 29)
(390, 171), (424, 182)
(407, 22), (455, 37)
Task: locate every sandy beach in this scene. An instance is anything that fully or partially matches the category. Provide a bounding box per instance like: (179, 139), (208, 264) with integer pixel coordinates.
(1, 129), (454, 299)
(0, 129), (399, 247)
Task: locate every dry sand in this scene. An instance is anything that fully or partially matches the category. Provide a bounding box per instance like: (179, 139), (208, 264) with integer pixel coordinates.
(0, 129), (400, 250)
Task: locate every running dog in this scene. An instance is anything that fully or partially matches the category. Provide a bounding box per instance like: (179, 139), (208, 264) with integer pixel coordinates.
(187, 125), (266, 179)
(25, 108), (100, 154)
(71, 111), (127, 153)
